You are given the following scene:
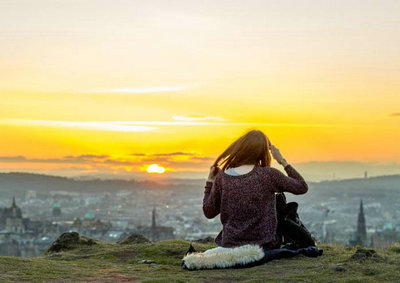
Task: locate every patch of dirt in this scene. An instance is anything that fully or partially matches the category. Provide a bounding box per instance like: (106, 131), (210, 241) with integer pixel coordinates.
(109, 248), (139, 263)
(348, 248), (384, 262)
(80, 268), (139, 282)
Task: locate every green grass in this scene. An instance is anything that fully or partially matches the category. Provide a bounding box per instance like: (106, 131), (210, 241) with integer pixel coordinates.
(1, 239), (400, 282)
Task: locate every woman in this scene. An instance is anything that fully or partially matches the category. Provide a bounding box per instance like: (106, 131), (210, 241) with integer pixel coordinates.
(203, 129), (309, 250)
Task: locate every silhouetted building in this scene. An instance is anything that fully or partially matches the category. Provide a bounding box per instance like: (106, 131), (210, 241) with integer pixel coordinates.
(350, 199), (367, 246)
(137, 207), (174, 241)
(152, 207), (157, 228)
(71, 213), (112, 238)
(1, 197), (22, 219)
(0, 197), (26, 233)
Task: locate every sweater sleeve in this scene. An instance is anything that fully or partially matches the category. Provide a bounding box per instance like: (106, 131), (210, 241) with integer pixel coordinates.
(202, 178), (221, 219)
(270, 164), (308, 195)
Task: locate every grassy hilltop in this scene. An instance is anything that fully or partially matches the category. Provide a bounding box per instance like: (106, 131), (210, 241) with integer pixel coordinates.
(1, 233), (400, 283)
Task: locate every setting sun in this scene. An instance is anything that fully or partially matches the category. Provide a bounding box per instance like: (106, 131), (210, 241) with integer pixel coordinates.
(0, 0), (399, 181)
(146, 164), (166, 174)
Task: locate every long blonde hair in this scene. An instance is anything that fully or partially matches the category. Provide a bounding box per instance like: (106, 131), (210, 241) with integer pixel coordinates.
(213, 129), (272, 171)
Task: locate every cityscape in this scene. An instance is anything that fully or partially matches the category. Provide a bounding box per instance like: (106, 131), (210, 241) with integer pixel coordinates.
(1, 171), (399, 257)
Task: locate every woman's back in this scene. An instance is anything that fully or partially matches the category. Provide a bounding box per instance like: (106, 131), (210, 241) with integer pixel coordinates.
(203, 164), (308, 248)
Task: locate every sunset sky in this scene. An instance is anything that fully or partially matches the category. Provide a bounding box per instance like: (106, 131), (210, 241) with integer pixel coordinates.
(1, 0), (399, 180)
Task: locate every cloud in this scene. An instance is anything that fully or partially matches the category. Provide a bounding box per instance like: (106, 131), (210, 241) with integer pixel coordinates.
(0, 118), (221, 129)
(0, 155), (109, 164)
(389, 113), (400, 116)
(1, 119), (157, 132)
(150, 152), (195, 157)
(81, 85), (198, 94)
(116, 121), (220, 126)
(0, 156), (27, 162)
(116, 121), (352, 127)
(190, 156), (215, 161)
(172, 115), (227, 122)
(65, 154), (109, 159)
(0, 119), (351, 131)
(0, 152), (214, 167)
(102, 159), (134, 166)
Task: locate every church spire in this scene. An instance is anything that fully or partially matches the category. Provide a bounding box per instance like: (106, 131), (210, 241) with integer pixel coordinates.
(12, 196), (16, 207)
(356, 199), (367, 246)
(152, 206), (156, 228)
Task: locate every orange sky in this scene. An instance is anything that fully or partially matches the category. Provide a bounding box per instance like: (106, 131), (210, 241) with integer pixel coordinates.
(0, 0), (399, 180)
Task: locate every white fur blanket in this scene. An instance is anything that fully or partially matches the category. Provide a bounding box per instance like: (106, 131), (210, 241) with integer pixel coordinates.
(181, 243), (323, 270)
(181, 244), (265, 270)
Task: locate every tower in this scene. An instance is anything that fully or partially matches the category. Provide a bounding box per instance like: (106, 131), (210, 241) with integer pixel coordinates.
(4, 197), (25, 233)
(355, 199), (367, 246)
(152, 207), (156, 228)
(8, 196), (22, 218)
(137, 206), (175, 242)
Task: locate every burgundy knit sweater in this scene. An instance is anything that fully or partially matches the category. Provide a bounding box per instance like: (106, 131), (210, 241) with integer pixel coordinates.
(203, 164), (308, 248)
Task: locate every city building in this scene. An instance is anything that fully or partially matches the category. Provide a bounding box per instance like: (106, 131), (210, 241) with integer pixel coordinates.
(349, 199), (367, 246)
(137, 207), (174, 241)
(0, 197), (27, 233)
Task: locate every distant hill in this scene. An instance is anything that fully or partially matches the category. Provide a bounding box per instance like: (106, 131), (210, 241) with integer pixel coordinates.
(0, 172), (168, 198)
(315, 173), (400, 186)
(1, 171), (400, 199)
(292, 161), (400, 182)
(306, 174), (400, 199)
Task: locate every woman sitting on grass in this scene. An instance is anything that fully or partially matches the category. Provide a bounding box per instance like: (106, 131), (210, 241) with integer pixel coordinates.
(203, 129), (309, 250)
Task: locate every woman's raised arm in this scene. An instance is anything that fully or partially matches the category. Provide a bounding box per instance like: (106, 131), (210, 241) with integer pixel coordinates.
(202, 177), (221, 219)
(269, 144), (308, 195)
(270, 165), (308, 195)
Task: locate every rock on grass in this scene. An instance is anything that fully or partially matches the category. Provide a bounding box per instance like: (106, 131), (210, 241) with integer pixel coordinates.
(46, 232), (98, 253)
(117, 233), (152, 245)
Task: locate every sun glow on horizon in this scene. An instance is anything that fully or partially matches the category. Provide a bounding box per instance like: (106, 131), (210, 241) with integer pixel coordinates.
(146, 164), (166, 174)
(0, 1), (399, 179)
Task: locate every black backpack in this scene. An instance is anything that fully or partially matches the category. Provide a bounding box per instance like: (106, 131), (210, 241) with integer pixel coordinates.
(275, 192), (316, 249)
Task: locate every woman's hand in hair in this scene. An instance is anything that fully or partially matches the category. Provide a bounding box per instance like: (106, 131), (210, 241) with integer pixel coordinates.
(207, 165), (221, 182)
(270, 145), (285, 164)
